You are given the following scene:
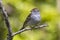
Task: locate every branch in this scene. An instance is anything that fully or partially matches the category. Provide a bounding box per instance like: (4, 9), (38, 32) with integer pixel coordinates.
(12, 24), (47, 36)
(0, 0), (13, 40)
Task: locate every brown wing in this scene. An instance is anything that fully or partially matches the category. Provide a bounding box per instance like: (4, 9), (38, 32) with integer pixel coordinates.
(23, 13), (31, 26)
(20, 13), (31, 30)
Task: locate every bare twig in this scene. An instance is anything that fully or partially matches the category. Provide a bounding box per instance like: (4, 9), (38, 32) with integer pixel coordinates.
(12, 28), (31, 36)
(12, 24), (47, 36)
(0, 0), (13, 40)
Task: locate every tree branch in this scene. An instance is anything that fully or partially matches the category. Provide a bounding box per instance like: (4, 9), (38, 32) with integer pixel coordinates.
(0, 0), (13, 40)
(12, 24), (47, 36)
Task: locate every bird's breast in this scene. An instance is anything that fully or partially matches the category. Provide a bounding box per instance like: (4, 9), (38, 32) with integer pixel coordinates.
(31, 15), (40, 22)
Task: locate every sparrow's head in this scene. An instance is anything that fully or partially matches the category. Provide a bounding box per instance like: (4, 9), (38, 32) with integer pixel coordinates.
(31, 8), (40, 15)
(31, 8), (39, 12)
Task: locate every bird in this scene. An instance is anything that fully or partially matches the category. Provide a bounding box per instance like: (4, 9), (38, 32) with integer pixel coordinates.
(20, 8), (41, 30)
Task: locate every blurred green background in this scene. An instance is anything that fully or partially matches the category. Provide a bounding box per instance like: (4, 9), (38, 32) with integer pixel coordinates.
(0, 0), (60, 40)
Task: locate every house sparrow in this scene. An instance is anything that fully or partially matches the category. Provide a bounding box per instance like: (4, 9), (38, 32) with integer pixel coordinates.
(20, 8), (41, 30)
